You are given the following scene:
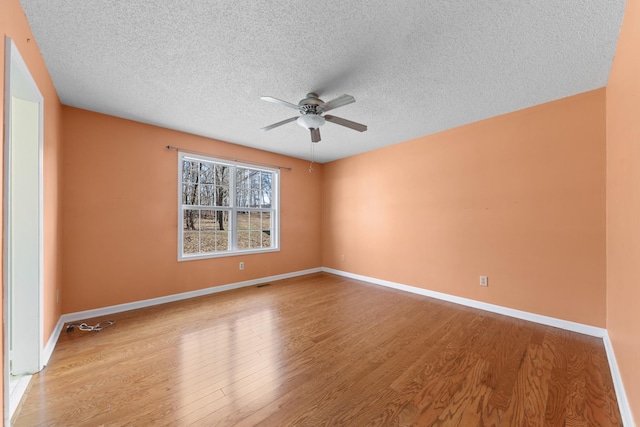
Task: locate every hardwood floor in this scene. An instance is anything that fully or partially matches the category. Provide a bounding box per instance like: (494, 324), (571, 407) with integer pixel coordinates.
(14, 273), (621, 426)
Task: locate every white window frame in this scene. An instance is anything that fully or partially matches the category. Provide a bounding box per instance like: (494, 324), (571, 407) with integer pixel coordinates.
(178, 152), (280, 261)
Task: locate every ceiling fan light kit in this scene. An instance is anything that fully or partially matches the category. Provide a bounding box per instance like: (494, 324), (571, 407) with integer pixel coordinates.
(297, 114), (325, 129)
(260, 92), (367, 143)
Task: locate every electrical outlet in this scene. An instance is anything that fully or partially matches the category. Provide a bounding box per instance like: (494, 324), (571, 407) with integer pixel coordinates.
(480, 276), (488, 287)
(239, 261), (245, 270)
(340, 254), (345, 262)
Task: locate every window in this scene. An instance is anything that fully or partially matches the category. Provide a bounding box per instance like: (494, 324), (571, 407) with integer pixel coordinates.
(178, 152), (279, 260)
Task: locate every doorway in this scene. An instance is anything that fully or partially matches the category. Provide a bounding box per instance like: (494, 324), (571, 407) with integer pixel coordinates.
(3, 37), (44, 424)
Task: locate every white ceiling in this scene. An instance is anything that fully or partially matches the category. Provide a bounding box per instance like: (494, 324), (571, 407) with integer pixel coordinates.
(19, 1), (625, 163)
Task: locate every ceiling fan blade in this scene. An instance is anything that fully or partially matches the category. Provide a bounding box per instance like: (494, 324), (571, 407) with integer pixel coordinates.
(260, 116), (298, 132)
(310, 128), (321, 143)
(319, 94), (355, 112)
(260, 96), (300, 110)
(324, 115), (367, 132)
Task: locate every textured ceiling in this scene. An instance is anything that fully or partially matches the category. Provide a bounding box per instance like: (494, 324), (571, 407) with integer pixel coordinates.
(19, 1), (625, 163)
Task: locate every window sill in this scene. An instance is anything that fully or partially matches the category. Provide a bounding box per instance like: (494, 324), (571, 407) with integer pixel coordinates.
(177, 247), (280, 262)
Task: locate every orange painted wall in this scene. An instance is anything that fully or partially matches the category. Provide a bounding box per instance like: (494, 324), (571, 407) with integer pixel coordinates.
(61, 107), (322, 313)
(322, 89), (607, 327)
(1, 0), (64, 420)
(606, 0), (640, 422)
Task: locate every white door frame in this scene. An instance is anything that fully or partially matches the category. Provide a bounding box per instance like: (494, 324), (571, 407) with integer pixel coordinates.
(3, 36), (45, 425)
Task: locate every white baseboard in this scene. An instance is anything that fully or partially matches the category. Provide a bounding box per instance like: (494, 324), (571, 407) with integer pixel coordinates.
(43, 316), (65, 366)
(60, 267), (321, 324)
(603, 334), (635, 427)
(322, 268), (607, 337)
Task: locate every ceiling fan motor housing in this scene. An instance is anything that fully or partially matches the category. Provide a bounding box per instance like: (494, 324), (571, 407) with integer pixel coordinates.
(299, 93), (323, 107)
(297, 93), (325, 129)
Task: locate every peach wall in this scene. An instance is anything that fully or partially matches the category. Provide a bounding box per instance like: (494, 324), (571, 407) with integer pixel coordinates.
(606, 0), (640, 422)
(1, 0), (63, 420)
(323, 89), (607, 327)
(61, 107), (322, 313)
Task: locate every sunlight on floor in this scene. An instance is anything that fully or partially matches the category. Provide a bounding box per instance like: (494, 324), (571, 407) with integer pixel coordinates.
(176, 308), (280, 423)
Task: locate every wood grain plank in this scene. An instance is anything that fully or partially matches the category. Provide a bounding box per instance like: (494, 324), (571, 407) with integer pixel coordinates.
(12, 273), (622, 426)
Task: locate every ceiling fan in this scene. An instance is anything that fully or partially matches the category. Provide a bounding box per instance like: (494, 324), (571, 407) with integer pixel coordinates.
(260, 92), (367, 143)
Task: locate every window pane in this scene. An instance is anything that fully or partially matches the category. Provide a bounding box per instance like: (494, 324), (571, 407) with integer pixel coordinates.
(249, 170), (260, 189)
(216, 231), (229, 251)
(214, 210), (229, 231)
(184, 210), (199, 231)
(201, 232), (215, 252)
(250, 231), (262, 248)
(215, 186), (229, 206)
(261, 172), (271, 190)
(261, 172), (272, 207)
(200, 210), (216, 231)
(216, 164), (229, 186)
(183, 232), (199, 254)
(262, 231), (271, 248)
(262, 212), (271, 230)
(183, 184), (198, 205)
(249, 190), (261, 208)
(183, 161), (199, 184)
(238, 231), (250, 249)
(236, 168), (249, 188)
(236, 188), (249, 207)
(249, 212), (261, 230)
(199, 184), (215, 206)
(237, 211), (249, 230)
(199, 162), (215, 184)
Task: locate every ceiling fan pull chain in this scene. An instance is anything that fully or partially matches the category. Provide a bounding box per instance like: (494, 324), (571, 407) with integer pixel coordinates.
(309, 143), (314, 173)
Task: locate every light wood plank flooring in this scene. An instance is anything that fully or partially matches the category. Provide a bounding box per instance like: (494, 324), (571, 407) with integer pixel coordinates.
(14, 273), (621, 426)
